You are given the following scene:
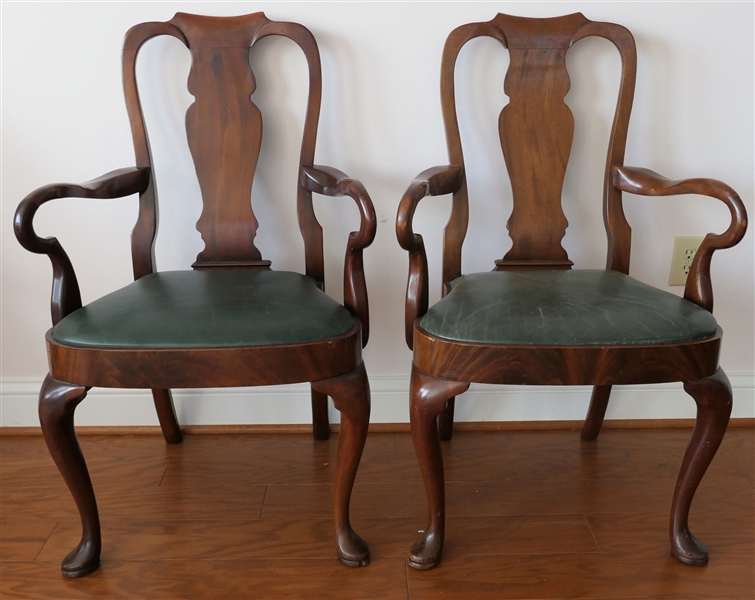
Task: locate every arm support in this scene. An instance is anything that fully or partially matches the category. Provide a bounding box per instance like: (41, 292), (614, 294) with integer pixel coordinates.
(613, 166), (747, 312)
(301, 165), (377, 347)
(396, 165), (464, 349)
(14, 167), (151, 325)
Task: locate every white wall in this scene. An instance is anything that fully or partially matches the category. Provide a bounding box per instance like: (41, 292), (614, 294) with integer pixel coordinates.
(2, 2), (753, 426)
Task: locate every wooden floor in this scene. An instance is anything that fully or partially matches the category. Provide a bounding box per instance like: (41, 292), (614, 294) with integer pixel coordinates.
(1, 427), (753, 599)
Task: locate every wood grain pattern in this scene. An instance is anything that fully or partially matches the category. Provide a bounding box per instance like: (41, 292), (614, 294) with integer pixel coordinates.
(46, 326), (362, 388)
(2, 429), (752, 598)
(3, 477), (267, 522)
(496, 13), (587, 267)
(174, 12), (268, 266)
(0, 521), (58, 562)
(406, 549), (755, 599)
(1, 559), (409, 600)
(36, 514), (598, 563)
(586, 511), (754, 555)
(412, 324), (721, 386)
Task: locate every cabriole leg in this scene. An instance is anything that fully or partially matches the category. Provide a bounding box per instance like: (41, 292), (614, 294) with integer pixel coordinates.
(409, 365), (469, 570)
(671, 367), (732, 565)
(312, 363), (370, 567)
(38, 375), (101, 577)
(581, 385), (612, 440)
(437, 397), (455, 441)
(152, 388), (182, 444)
(311, 386), (330, 440)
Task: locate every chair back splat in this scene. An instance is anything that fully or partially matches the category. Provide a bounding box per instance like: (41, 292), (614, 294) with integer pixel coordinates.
(440, 13), (637, 281)
(123, 13), (324, 279)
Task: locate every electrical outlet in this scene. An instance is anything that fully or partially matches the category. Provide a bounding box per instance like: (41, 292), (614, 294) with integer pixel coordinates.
(669, 236), (705, 286)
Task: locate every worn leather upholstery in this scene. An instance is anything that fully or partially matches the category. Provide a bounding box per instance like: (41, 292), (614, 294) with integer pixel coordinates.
(53, 270), (357, 348)
(420, 270), (718, 346)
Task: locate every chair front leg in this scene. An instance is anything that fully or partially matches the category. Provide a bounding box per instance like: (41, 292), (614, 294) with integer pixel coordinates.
(409, 365), (469, 570)
(310, 386), (330, 440)
(312, 363), (371, 567)
(151, 388), (183, 444)
(671, 367), (732, 565)
(38, 375), (101, 577)
(581, 385), (612, 440)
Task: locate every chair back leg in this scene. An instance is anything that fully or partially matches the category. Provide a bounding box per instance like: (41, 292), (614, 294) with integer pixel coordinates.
(38, 375), (101, 577)
(671, 367), (732, 565)
(310, 387), (330, 440)
(151, 388), (183, 444)
(581, 385), (613, 440)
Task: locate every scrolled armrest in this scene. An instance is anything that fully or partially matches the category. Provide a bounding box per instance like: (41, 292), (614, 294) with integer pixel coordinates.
(396, 165), (464, 348)
(14, 167), (151, 325)
(301, 165), (377, 347)
(613, 166), (747, 312)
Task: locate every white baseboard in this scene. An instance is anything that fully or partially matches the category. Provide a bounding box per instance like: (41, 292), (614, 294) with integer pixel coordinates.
(1, 373), (753, 428)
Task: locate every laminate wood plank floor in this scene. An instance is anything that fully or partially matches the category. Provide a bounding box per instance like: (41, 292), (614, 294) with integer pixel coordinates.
(1, 428), (753, 599)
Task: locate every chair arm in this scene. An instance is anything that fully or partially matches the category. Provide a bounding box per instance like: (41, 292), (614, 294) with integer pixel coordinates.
(14, 167), (151, 325)
(613, 166), (747, 312)
(301, 165), (377, 347)
(396, 165), (464, 349)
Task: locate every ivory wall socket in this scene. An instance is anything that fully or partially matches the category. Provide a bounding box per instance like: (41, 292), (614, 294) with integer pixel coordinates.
(669, 236), (705, 286)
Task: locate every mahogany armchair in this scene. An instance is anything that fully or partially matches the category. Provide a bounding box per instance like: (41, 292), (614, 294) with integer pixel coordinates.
(396, 13), (747, 570)
(15, 13), (376, 577)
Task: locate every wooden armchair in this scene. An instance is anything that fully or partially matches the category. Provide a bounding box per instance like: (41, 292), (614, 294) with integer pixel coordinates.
(396, 13), (747, 570)
(14, 13), (376, 577)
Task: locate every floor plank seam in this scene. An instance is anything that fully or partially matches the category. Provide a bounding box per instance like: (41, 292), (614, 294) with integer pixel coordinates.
(68, 557), (370, 563)
(158, 457), (172, 487)
(258, 485), (268, 519)
(443, 550), (605, 557)
(622, 449), (645, 480)
(581, 514), (602, 553)
(32, 520), (59, 563)
(403, 557), (410, 600)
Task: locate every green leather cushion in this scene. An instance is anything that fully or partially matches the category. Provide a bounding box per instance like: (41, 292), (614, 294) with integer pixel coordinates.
(52, 270), (357, 348)
(420, 270), (718, 346)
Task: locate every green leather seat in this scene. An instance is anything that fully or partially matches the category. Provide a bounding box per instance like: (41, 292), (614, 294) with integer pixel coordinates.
(420, 269), (718, 346)
(52, 270), (357, 348)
